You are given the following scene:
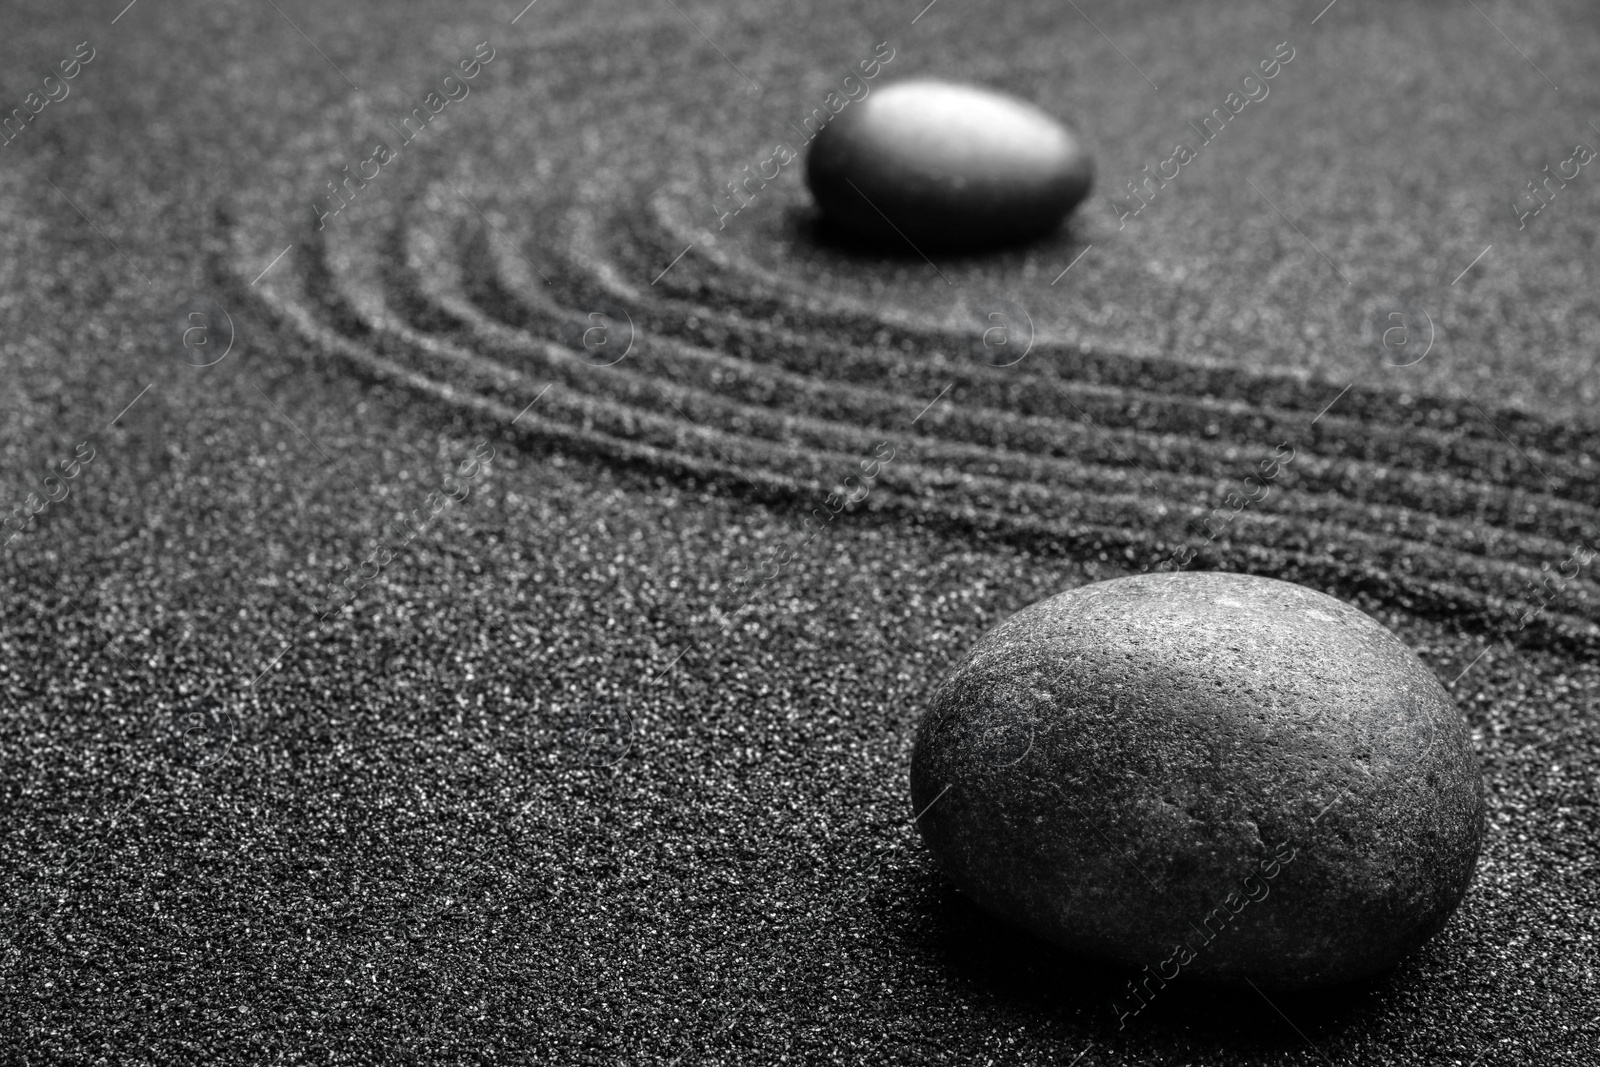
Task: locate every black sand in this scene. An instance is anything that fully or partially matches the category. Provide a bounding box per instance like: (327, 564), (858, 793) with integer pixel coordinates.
(1, 0), (1597, 1063)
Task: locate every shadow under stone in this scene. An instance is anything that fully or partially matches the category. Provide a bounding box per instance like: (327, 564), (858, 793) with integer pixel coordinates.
(905, 874), (1408, 1061)
(787, 205), (1089, 266)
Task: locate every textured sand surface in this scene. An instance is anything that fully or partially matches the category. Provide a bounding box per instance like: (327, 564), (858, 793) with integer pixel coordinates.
(1, 0), (1596, 1063)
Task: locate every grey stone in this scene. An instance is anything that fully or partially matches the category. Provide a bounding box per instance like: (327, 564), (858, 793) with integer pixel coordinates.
(909, 572), (1485, 991)
(805, 79), (1093, 249)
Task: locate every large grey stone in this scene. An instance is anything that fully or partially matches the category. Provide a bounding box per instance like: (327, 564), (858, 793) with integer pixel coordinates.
(909, 572), (1484, 991)
(805, 79), (1093, 249)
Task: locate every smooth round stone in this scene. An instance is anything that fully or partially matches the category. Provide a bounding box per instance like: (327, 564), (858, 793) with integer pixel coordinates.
(805, 79), (1093, 248)
(910, 573), (1484, 990)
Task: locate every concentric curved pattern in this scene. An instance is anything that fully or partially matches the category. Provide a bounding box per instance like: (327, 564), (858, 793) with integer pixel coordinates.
(224, 26), (1600, 656)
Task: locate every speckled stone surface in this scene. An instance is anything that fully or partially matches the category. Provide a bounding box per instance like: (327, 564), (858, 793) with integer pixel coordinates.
(804, 79), (1093, 248)
(910, 573), (1486, 990)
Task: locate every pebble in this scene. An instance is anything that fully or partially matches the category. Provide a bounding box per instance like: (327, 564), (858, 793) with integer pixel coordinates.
(805, 79), (1093, 248)
(909, 572), (1485, 990)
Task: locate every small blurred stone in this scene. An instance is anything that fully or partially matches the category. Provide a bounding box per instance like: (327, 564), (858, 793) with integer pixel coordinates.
(909, 572), (1485, 990)
(805, 79), (1093, 249)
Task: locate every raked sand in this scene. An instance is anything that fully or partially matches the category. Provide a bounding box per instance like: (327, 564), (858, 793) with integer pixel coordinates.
(1, 0), (1597, 1063)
